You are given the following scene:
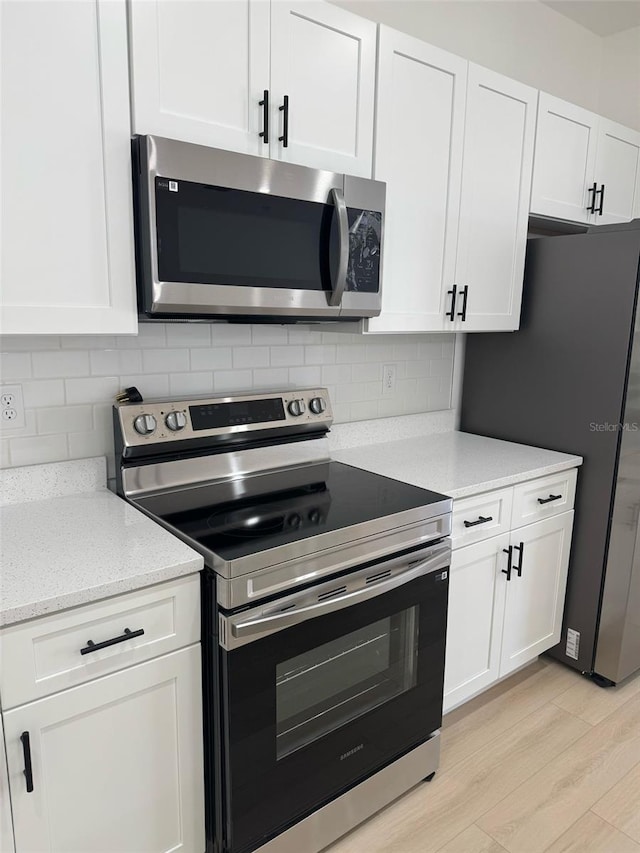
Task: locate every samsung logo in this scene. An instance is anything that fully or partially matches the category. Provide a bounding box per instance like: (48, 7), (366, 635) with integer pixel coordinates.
(340, 744), (364, 761)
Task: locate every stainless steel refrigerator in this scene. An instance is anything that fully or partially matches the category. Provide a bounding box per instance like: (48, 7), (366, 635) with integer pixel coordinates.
(461, 220), (640, 685)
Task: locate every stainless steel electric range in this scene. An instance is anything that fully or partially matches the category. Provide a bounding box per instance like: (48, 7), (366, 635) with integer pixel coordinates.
(113, 388), (452, 853)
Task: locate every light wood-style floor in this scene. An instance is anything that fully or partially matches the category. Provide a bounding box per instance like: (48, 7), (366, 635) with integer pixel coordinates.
(327, 658), (640, 853)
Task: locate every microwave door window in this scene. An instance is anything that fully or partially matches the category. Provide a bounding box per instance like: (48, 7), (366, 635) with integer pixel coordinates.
(155, 178), (339, 292)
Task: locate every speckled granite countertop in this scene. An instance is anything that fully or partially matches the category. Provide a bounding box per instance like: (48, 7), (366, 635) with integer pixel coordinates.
(333, 431), (582, 499)
(0, 459), (203, 627)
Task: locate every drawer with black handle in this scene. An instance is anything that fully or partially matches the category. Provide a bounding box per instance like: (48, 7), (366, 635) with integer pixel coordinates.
(0, 574), (200, 708)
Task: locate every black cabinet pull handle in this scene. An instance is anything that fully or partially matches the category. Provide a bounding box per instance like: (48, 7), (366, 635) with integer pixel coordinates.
(279, 95), (289, 147)
(447, 285), (457, 321)
(597, 183), (605, 216)
(259, 89), (269, 144)
(464, 515), (493, 528)
(537, 494), (562, 505)
(20, 732), (34, 793)
(587, 181), (597, 213)
(457, 285), (469, 322)
(502, 546), (513, 581)
(513, 541), (524, 577)
(80, 627), (144, 656)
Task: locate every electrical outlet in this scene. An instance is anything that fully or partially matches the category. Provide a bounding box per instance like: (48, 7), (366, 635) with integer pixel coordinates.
(382, 364), (396, 397)
(0, 384), (25, 430)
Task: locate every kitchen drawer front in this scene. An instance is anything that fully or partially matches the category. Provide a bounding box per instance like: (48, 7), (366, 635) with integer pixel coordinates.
(511, 469), (578, 528)
(452, 488), (514, 549)
(0, 574), (200, 709)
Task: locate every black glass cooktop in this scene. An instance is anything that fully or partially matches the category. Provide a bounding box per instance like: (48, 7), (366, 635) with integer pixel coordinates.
(137, 461), (450, 563)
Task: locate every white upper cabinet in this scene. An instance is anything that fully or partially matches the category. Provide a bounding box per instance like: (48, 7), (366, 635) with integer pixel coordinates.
(0, 0), (137, 335)
(129, 0), (271, 156)
(367, 27), (467, 333)
(531, 93), (640, 225)
(594, 119), (640, 225)
(128, 0), (376, 175)
(452, 65), (536, 332)
(530, 93), (599, 224)
(268, 1), (375, 175)
(368, 33), (534, 334)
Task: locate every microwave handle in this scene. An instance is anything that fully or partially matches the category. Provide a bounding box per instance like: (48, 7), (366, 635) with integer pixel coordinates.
(327, 187), (349, 307)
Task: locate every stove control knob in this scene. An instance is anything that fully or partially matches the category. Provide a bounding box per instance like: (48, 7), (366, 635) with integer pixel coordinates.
(288, 399), (306, 417)
(165, 411), (187, 432)
(309, 397), (327, 415)
(133, 414), (157, 436)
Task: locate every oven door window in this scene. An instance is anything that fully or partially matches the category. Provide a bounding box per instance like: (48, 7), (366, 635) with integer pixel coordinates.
(276, 607), (418, 760)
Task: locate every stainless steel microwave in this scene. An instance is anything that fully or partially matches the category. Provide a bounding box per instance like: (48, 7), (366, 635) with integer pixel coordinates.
(132, 136), (385, 322)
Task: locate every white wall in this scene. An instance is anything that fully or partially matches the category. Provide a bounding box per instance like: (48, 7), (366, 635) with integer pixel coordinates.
(0, 326), (455, 473)
(332, 0), (603, 112)
(599, 26), (640, 131)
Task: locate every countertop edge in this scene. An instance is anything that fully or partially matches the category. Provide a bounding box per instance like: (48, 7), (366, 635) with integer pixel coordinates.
(445, 456), (583, 499)
(0, 557), (204, 629)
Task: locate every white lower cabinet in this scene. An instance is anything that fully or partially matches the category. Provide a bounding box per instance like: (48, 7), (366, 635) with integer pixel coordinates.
(444, 534), (509, 712)
(0, 715), (15, 853)
(4, 646), (204, 853)
(500, 512), (574, 677)
(444, 473), (577, 713)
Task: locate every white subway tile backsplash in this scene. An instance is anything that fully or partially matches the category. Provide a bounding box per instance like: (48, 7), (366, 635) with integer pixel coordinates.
(32, 350), (89, 378)
(166, 324), (211, 348)
(141, 348), (190, 374)
(21, 376), (64, 409)
(36, 405), (93, 435)
(351, 362), (382, 383)
(120, 374), (171, 398)
(0, 324), (456, 470)
(211, 325), (252, 346)
(168, 372), (215, 396)
(252, 367), (290, 389)
(270, 346), (304, 367)
(288, 366), (322, 387)
(251, 326), (288, 345)
(321, 364), (352, 385)
(213, 369), (253, 392)
(65, 376), (120, 405)
(0, 352), (32, 379)
(233, 347), (270, 369)
(190, 348), (233, 371)
(10, 434), (68, 467)
(90, 349), (143, 377)
(304, 345), (336, 365)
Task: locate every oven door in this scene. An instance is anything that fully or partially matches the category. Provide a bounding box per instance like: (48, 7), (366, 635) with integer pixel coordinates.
(134, 135), (383, 321)
(217, 542), (449, 853)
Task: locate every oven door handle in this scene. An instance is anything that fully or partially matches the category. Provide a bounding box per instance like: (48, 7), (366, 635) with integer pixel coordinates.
(327, 187), (349, 307)
(227, 546), (450, 644)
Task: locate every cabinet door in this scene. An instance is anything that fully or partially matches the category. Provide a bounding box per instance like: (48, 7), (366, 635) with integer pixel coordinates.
(269, 0), (376, 176)
(500, 512), (573, 677)
(129, 0), (270, 156)
(530, 93), (598, 224)
(367, 27), (467, 334)
(4, 647), (204, 853)
(0, 0), (136, 335)
(444, 535), (509, 713)
(453, 66), (536, 332)
(0, 715), (14, 853)
(593, 118), (640, 225)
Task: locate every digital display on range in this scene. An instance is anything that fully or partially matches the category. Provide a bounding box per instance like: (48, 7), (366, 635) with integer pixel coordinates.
(189, 398), (286, 431)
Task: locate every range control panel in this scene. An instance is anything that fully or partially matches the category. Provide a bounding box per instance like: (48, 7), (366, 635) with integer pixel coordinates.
(115, 388), (333, 448)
